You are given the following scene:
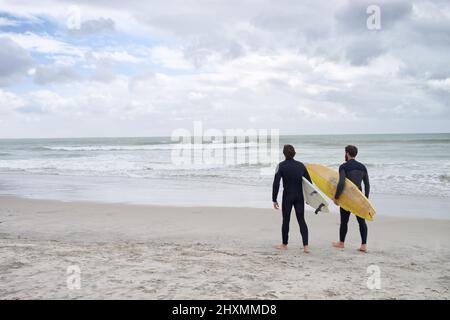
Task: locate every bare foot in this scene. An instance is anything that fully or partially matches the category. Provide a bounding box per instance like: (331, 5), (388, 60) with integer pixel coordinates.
(358, 244), (368, 253)
(332, 241), (345, 249)
(273, 244), (288, 250)
(303, 245), (310, 253)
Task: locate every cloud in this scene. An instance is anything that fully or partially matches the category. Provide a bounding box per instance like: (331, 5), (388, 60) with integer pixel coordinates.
(69, 17), (115, 35)
(149, 46), (194, 70)
(0, 37), (34, 86)
(335, 0), (413, 32)
(0, 16), (19, 27)
(1, 31), (86, 57)
(0, 0), (449, 137)
(33, 65), (81, 85)
(428, 78), (450, 92)
(88, 49), (141, 64)
(0, 88), (26, 114)
(13, 89), (75, 115)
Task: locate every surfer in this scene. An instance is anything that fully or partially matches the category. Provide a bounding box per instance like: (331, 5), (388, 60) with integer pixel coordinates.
(332, 145), (370, 252)
(272, 144), (312, 253)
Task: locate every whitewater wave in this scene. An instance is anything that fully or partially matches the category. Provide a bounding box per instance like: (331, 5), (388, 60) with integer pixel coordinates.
(1, 134), (450, 198)
(41, 145), (177, 151)
(41, 142), (263, 152)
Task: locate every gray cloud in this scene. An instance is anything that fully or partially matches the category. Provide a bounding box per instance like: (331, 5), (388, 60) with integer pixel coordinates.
(84, 51), (116, 83)
(15, 105), (44, 114)
(335, 0), (413, 32)
(1, 0), (450, 137)
(344, 35), (385, 66)
(33, 65), (81, 85)
(69, 17), (115, 35)
(0, 37), (34, 86)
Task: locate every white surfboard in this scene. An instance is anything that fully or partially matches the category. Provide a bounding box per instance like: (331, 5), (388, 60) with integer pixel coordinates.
(302, 177), (330, 214)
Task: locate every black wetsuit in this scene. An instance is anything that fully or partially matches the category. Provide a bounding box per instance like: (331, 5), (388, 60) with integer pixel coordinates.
(272, 159), (312, 246)
(334, 159), (370, 244)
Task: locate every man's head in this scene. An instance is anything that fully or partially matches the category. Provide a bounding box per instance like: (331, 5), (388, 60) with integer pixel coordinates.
(283, 144), (296, 160)
(345, 145), (358, 162)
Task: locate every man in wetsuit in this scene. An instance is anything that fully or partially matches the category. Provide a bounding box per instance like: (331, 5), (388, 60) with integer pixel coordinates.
(332, 145), (370, 253)
(272, 144), (312, 253)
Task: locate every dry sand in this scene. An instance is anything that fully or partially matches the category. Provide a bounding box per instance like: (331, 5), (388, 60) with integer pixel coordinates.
(0, 195), (449, 299)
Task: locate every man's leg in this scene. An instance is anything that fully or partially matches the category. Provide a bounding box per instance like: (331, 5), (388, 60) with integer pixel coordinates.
(294, 200), (309, 253)
(274, 199), (292, 249)
(340, 208), (351, 242)
(356, 216), (368, 252)
(281, 199), (293, 245)
(333, 208), (350, 248)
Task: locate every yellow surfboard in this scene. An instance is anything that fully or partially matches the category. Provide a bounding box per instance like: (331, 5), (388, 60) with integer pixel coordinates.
(306, 163), (376, 221)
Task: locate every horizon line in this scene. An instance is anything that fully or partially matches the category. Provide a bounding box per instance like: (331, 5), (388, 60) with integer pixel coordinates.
(0, 132), (449, 140)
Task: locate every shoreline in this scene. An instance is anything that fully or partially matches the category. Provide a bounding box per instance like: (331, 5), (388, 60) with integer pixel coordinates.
(1, 189), (450, 220)
(1, 195), (449, 299)
(1, 194), (450, 222)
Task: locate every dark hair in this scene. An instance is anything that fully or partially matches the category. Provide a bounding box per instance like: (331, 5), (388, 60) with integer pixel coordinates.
(283, 144), (296, 160)
(345, 145), (358, 157)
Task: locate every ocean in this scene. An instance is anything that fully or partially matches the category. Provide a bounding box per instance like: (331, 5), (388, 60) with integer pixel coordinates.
(1, 133), (449, 218)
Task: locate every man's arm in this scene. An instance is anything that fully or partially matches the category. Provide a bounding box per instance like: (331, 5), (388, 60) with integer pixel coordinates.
(272, 164), (282, 203)
(363, 168), (370, 198)
(334, 166), (346, 199)
(303, 165), (312, 184)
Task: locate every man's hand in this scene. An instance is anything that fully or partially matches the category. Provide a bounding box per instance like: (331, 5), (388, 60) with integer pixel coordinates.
(333, 198), (339, 206)
(273, 202), (279, 210)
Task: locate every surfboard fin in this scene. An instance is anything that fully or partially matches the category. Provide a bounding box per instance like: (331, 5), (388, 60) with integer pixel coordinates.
(315, 203), (325, 215)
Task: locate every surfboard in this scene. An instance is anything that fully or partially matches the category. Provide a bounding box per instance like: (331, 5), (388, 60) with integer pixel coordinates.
(302, 177), (330, 214)
(305, 163), (376, 221)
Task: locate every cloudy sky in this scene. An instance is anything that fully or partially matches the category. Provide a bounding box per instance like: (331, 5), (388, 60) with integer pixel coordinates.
(0, 0), (449, 138)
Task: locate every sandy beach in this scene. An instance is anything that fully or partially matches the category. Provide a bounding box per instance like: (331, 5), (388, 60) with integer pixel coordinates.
(0, 195), (449, 299)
